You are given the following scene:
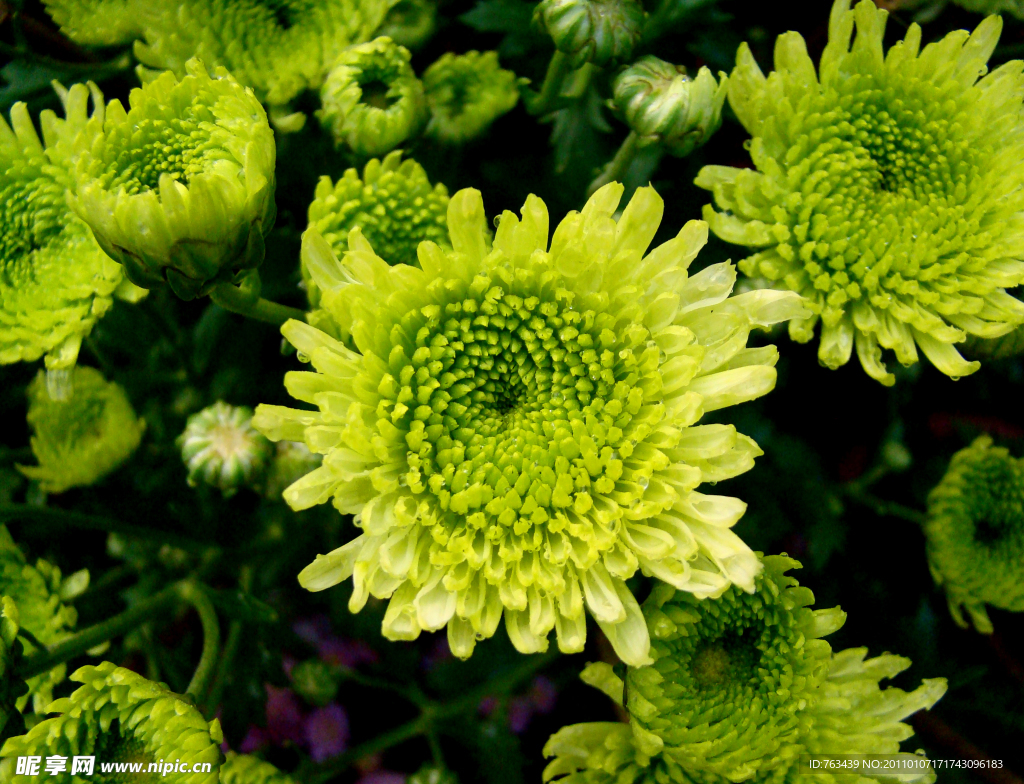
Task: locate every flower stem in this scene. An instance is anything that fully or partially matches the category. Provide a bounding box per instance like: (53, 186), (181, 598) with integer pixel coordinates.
(524, 51), (574, 116)
(587, 132), (641, 197)
(16, 582), (184, 680)
(841, 485), (926, 525)
(181, 582), (221, 702)
(209, 280), (306, 326)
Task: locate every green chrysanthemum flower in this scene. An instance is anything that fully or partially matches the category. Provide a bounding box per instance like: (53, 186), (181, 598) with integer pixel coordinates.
(533, 0), (646, 69)
(220, 753), (296, 784)
(1, 84), (144, 379)
(318, 37), (428, 157)
(0, 526), (88, 714)
(45, 0), (394, 106)
(377, 0), (438, 50)
(0, 661), (224, 784)
(41, 0), (140, 45)
(66, 59), (276, 301)
(696, 0), (1024, 385)
(178, 402), (273, 497)
(0, 597), (27, 741)
(18, 367), (145, 495)
(303, 151), (449, 323)
(422, 51), (519, 144)
(253, 182), (807, 665)
(544, 556), (945, 784)
(613, 57), (728, 158)
(924, 435), (1024, 633)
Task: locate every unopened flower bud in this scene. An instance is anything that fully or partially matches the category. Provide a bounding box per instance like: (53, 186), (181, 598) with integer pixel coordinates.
(533, 0), (645, 69)
(377, 0), (438, 50)
(178, 401), (272, 496)
(613, 56), (727, 157)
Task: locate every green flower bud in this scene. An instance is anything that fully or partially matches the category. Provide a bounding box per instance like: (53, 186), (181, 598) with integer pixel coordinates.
(67, 59), (277, 301)
(41, 0), (140, 45)
(924, 435), (1024, 633)
(318, 37), (428, 157)
(613, 57), (727, 157)
(422, 51), (520, 144)
(697, 0), (1024, 385)
(377, 0), (438, 50)
(0, 84), (144, 377)
(533, 0), (646, 69)
(0, 662), (224, 784)
(544, 556), (946, 784)
(221, 752), (296, 784)
(264, 441), (324, 501)
(255, 183), (809, 666)
(178, 402), (273, 497)
(290, 659), (341, 707)
(409, 765), (460, 784)
(18, 367), (145, 495)
(0, 526), (87, 713)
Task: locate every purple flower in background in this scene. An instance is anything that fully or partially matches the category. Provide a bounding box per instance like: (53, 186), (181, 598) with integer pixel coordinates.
(529, 676), (557, 714)
(305, 704), (349, 762)
(478, 676), (560, 735)
(265, 684), (306, 745)
(357, 771), (407, 784)
(294, 615), (378, 668)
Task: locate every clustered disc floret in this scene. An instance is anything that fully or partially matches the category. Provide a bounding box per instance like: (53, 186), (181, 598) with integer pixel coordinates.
(544, 556), (946, 784)
(422, 51), (520, 144)
(178, 401), (273, 497)
(697, 0), (1024, 385)
(43, 0), (393, 106)
(254, 181), (808, 665)
(0, 662), (223, 784)
(0, 83), (143, 378)
(66, 59), (277, 301)
(18, 366), (145, 495)
(924, 435), (1024, 633)
(318, 37), (428, 157)
(613, 56), (728, 158)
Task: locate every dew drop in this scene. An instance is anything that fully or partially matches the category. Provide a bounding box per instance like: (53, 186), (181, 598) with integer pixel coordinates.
(638, 476), (649, 489)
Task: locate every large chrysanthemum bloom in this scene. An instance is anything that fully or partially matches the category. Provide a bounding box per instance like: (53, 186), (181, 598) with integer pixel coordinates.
(303, 151), (449, 324)
(66, 59), (276, 301)
(924, 435), (1024, 633)
(221, 753), (297, 784)
(18, 367), (145, 495)
(696, 0), (1024, 386)
(1, 84), (144, 382)
(253, 182), (808, 665)
(0, 526), (88, 714)
(544, 556), (945, 784)
(41, 0), (140, 45)
(422, 51), (520, 144)
(0, 662), (223, 784)
(318, 37), (428, 157)
(178, 401), (273, 497)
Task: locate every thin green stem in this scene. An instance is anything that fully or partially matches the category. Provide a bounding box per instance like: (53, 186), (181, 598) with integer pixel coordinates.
(209, 281), (306, 326)
(181, 583), (221, 702)
(203, 619), (242, 715)
(524, 51), (574, 116)
(842, 485), (926, 525)
(16, 582), (183, 680)
(587, 132), (641, 197)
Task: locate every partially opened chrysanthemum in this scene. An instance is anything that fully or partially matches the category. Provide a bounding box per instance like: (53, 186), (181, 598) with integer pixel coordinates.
(0, 526), (88, 713)
(66, 59), (276, 301)
(544, 556), (945, 784)
(254, 182), (808, 665)
(924, 435), (1024, 633)
(422, 51), (520, 144)
(0, 662), (223, 784)
(1, 84), (143, 382)
(697, 0), (1024, 385)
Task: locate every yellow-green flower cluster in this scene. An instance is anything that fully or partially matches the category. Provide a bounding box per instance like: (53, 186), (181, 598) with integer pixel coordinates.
(43, 0), (394, 106)
(423, 51), (520, 144)
(1, 84), (142, 378)
(613, 57), (727, 158)
(254, 182), (808, 665)
(318, 37), (428, 157)
(924, 435), (1024, 633)
(0, 662), (223, 784)
(544, 556), (946, 784)
(18, 367), (145, 495)
(179, 402), (273, 497)
(220, 753), (296, 784)
(697, 0), (1024, 385)
(533, 0), (646, 68)
(0, 526), (88, 714)
(65, 60), (276, 301)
